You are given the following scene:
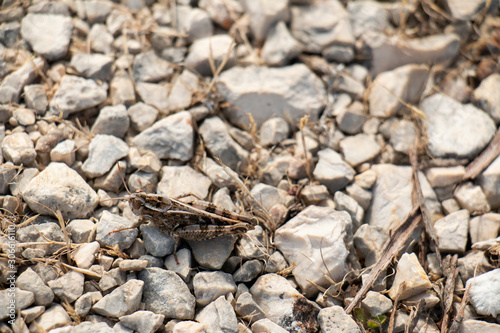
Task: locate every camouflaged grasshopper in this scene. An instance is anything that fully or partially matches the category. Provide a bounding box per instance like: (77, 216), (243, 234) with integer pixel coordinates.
(128, 191), (256, 247)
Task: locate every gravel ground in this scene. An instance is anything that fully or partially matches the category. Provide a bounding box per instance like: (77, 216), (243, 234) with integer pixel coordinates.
(1, 0), (500, 332)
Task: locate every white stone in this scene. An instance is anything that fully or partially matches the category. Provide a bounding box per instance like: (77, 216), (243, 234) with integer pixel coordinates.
(275, 206), (353, 297)
(22, 162), (99, 219)
(243, 0), (289, 43)
(469, 213), (500, 245)
(72, 241), (100, 269)
(313, 148), (355, 193)
(47, 271), (85, 303)
(369, 64), (429, 117)
(367, 164), (441, 230)
(217, 64), (326, 130)
(425, 166), (465, 188)
(185, 34), (235, 76)
(466, 268), (500, 317)
(478, 155), (500, 209)
(340, 134), (381, 167)
(474, 73), (500, 123)
(251, 319), (288, 333)
(361, 291), (393, 316)
(434, 209), (469, 254)
(193, 271), (236, 306)
(195, 296), (238, 333)
(317, 305), (361, 333)
(173, 321), (206, 333)
(388, 253), (432, 300)
(133, 111), (194, 161)
(29, 304), (71, 332)
(158, 165), (211, 201)
(261, 21), (302, 67)
(50, 139), (76, 165)
(92, 279), (144, 318)
(421, 93), (496, 159)
(167, 70), (199, 112)
(454, 182), (490, 214)
(459, 319), (500, 333)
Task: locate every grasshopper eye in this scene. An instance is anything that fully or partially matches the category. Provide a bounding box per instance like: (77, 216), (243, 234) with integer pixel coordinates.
(130, 197), (143, 213)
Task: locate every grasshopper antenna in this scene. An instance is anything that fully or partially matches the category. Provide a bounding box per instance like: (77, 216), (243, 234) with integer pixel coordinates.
(117, 162), (132, 195)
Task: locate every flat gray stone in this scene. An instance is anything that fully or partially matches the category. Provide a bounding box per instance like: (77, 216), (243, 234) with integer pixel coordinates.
(133, 111), (193, 161)
(29, 304), (71, 332)
(193, 271), (237, 306)
(82, 134), (129, 178)
(318, 305), (361, 333)
(47, 271), (84, 303)
(1, 132), (36, 166)
(49, 75), (107, 118)
(24, 84), (48, 114)
(157, 165), (211, 200)
(167, 69), (199, 112)
(275, 206), (353, 297)
(138, 268), (195, 320)
(21, 14), (73, 61)
(478, 155), (500, 209)
(70, 53), (113, 82)
(454, 182), (490, 214)
(188, 235), (236, 270)
(421, 93), (496, 159)
(361, 32), (460, 75)
(243, 0), (289, 43)
(369, 64), (429, 118)
(217, 64), (326, 129)
(96, 211), (138, 251)
(133, 51), (174, 82)
(91, 105), (130, 138)
(92, 279), (143, 318)
(140, 223), (175, 257)
(185, 34), (235, 76)
(199, 117), (249, 171)
(313, 148), (355, 193)
(290, 1), (354, 55)
(128, 102), (158, 132)
(340, 134), (381, 167)
(367, 164), (441, 230)
(434, 210), (469, 254)
(22, 162), (99, 219)
(0, 288), (34, 321)
(16, 267), (54, 306)
(0, 57), (43, 104)
(196, 296), (238, 333)
(110, 70), (136, 107)
(118, 310), (164, 333)
(261, 21), (302, 67)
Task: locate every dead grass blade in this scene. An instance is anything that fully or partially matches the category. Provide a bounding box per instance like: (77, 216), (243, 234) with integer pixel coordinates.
(388, 281), (406, 333)
(440, 254), (458, 333)
(448, 282), (472, 333)
(463, 127), (500, 180)
(345, 205), (422, 314)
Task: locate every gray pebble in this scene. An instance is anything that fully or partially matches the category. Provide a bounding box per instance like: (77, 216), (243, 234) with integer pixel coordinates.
(50, 139), (76, 165)
(135, 82), (169, 113)
(49, 75), (107, 118)
(29, 304), (71, 332)
(188, 235), (236, 270)
(233, 259), (263, 283)
(91, 105), (130, 138)
(88, 24), (113, 53)
(21, 14), (73, 60)
(16, 267), (54, 306)
(185, 34), (236, 76)
(195, 296), (238, 333)
(92, 279), (144, 318)
(217, 64), (325, 130)
(235, 292), (266, 324)
(262, 21), (302, 67)
(0, 288), (34, 321)
(128, 102), (158, 132)
(82, 134), (129, 178)
(0, 57), (43, 104)
(17, 220), (65, 257)
(138, 267), (195, 319)
(110, 70), (136, 107)
(133, 111), (193, 161)
(133, 51), (174, 82)
(22, 162), (99, 218)
(140, 223), (175, 257)
(422, 93), (496, 159)
(193, 271), (237, 306)
(313, 148), (355, 193)
(96, 211), (138, 251)
(118, 310), (165, 333)
(70, 53), (114, 81)
(47, 270), (85, 303)
(199, 117), (248, 171)
(1, 132), (36, 166)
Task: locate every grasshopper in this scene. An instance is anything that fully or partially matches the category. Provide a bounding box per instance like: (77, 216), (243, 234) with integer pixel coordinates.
(128, 191), (256, 245)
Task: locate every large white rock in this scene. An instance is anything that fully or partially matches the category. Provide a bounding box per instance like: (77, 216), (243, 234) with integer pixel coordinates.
(466, 268), (500, 317)
(217, 64), (326, 130)
(366, 164), (441, 230)
(421, 93), (496, 159)
(388, 253), (432, 300)
(274, 206), (353, 297)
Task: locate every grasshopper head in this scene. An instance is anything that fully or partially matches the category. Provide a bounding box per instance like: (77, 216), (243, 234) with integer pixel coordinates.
(129, 191), (173, 216)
